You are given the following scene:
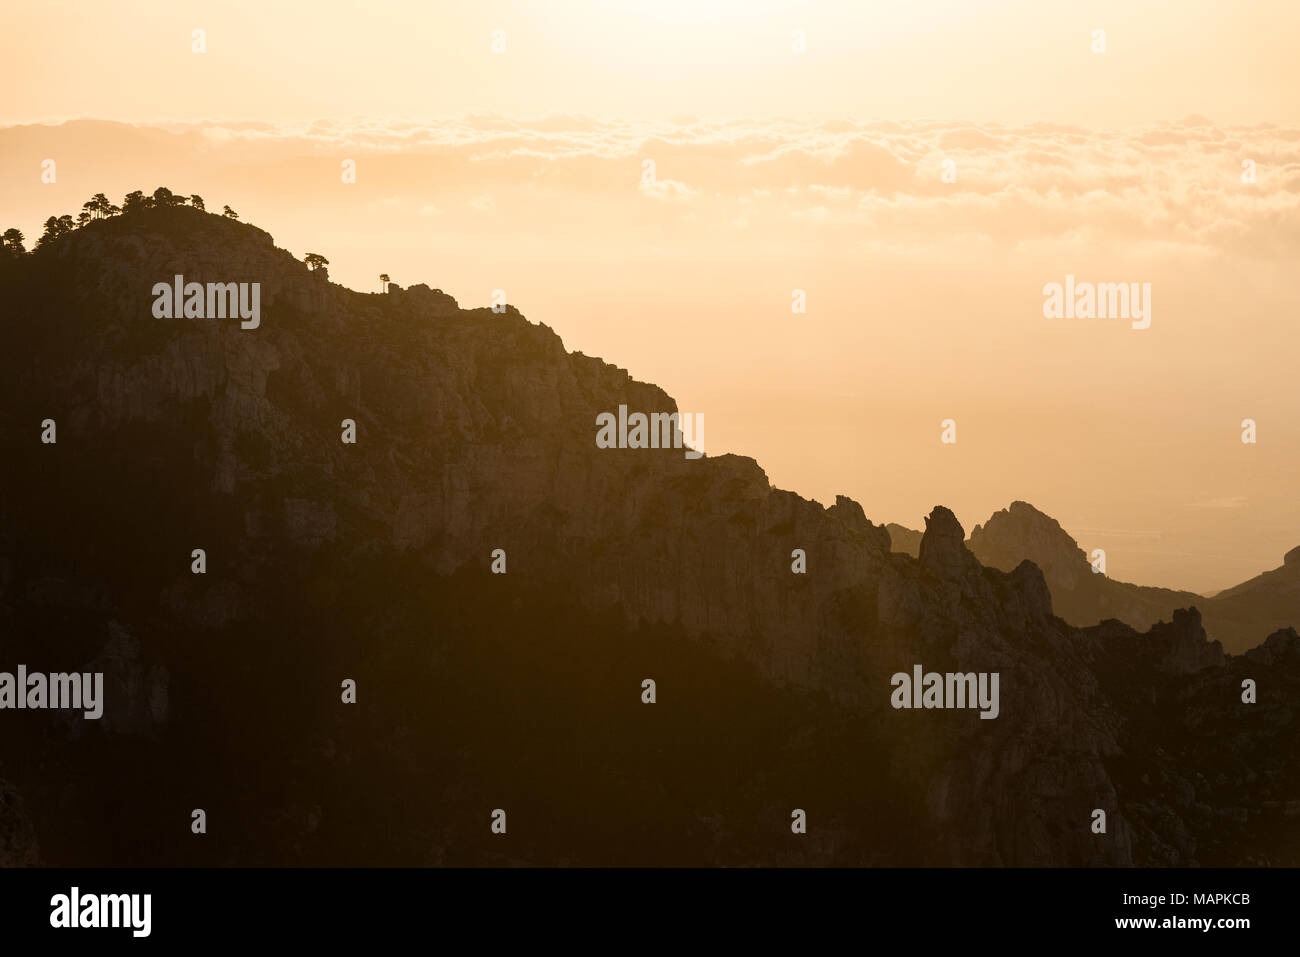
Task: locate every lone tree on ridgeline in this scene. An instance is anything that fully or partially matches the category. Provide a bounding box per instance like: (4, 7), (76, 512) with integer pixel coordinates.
(36, 217), (59, 249)
(91, 193), (118, 218)
(152, 186), (184, 207)
(1, 228), (24, 255)
(305, 253), (329, 272)
(379, 273), (390, 292)
(34, 215), (74, 250)
(222, 205), (239, 220)
(80, 193), (119, 221)
(189, 194), (206, 211)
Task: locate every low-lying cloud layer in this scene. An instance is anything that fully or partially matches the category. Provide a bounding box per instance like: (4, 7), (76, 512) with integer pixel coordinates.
(3, 115), (1297, 593)
(131, 114), (1300, 256)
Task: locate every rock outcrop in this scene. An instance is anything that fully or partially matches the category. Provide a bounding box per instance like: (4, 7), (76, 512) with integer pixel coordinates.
(918, 506), (974, 582)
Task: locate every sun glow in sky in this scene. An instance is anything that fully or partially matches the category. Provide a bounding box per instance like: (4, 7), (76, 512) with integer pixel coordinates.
(4, 1), (1300, 592)
(4, 0), (1298, 125)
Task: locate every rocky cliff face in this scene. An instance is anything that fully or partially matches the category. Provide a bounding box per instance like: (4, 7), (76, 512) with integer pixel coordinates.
(0, 206), (1296, 866)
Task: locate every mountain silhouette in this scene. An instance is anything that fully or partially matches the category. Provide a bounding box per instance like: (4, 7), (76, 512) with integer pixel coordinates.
(889, 501), (1299, 655)
(0, 200), (1296, 866)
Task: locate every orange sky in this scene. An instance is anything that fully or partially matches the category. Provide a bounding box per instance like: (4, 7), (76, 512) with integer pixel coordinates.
(3, 1), (1299, 592)
(5, 1), (1300, 127)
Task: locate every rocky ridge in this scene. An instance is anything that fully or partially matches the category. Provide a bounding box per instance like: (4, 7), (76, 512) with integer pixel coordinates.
(0, 205), (1295, 866)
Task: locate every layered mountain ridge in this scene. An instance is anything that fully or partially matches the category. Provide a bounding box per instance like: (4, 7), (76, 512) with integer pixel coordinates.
(890, 501), (1299, 655)
(0, 203), (1296, 866)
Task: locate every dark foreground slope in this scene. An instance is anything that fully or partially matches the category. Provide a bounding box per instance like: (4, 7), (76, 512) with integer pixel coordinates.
(0, 205), (1296, 866)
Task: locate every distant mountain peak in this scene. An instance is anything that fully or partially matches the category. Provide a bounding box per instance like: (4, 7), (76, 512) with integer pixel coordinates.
(968, 500), (1086, 587)
(964, 500), (1297, 653)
